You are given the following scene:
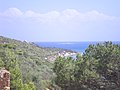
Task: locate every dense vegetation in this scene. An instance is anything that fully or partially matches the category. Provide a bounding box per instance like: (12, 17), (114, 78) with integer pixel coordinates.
(53, 42), (120, 90)
(0, 36), (120, 90)
(0, 36), (61, 90)
(0, 43), (35, 90)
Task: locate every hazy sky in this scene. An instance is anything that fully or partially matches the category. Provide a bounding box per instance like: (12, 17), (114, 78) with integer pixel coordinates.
(0, 0), (120, 41)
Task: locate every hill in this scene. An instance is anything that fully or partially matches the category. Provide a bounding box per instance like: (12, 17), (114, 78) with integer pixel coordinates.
(0, 36), (62, 90)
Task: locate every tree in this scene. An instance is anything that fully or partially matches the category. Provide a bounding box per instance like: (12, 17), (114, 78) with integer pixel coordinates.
(0, 44), (36, 90)
(53, 57), (76, 89)
(53, 42), (120, 90)
(83, 42), (120, 89)
(53, 55), (99, 90)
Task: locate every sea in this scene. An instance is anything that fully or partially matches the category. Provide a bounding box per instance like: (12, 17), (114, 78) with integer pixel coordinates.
(35, 42), (120, 53)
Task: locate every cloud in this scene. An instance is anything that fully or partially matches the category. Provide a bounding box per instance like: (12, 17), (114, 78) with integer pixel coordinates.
(84, 10), (115, 21)
(0, 8), (120, 41)
(0, 8), (23, 17)
(0, 8), (116, 24)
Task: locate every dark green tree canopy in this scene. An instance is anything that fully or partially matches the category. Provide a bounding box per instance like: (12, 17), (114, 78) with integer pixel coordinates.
(53, 42), (120, 90)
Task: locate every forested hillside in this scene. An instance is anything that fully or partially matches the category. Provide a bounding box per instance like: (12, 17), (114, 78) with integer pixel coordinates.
(0, 36), (61, 90)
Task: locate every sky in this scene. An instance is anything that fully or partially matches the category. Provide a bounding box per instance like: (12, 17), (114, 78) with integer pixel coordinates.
(0, 0), (120, 42)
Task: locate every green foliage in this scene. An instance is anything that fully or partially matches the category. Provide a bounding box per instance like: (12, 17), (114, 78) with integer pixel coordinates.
(83, 41), (120, 89)
(53, 57), (76, 88)
(0, 58), (4, 67)
(0, 36), (61, 90)
(22, 82), (36, 90)
(53, 42), (120, 90)
(0, 43), (36, 90)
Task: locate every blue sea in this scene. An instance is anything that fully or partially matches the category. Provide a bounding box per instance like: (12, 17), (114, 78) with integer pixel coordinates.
(35, 42), (120, 53)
